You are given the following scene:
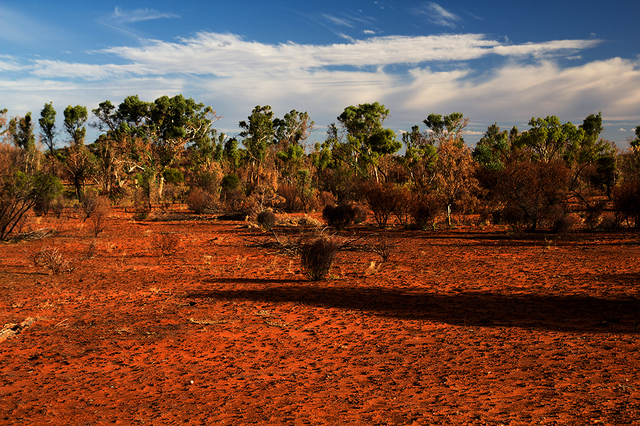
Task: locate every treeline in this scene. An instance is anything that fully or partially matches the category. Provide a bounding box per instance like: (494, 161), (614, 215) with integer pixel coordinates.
(1, 95), (640, 239)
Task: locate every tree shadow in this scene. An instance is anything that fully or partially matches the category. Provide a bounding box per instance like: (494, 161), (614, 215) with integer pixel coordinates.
(184, 285), (639, 334)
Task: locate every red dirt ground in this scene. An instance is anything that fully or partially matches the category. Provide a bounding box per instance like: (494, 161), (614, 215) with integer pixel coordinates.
(1, 208), (639, 425)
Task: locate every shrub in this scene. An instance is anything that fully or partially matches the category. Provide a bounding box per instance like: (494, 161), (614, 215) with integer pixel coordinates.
(411, 193), (444, 230)
(256, 210), (276, 230)
(163, 168), (184, 185)
(192, 171), (218, 193)
(187, 188), (216, 214)
(0, 171), (62, 240)
(392, 186), (414, 227)
(612, 179), (640, 227)
(361, 181), (400, 228)
(299, 236), (338, 281)
(221, 173), (241, 192)
(494, 159), (570, 231)
(277, 183), (301, 212)
(323, 203), (357, 229)
(371, 232), (395, 262)
(27, 246), (72, 275)
(88, 197), (111, 236)
(151, 232), (180, 257)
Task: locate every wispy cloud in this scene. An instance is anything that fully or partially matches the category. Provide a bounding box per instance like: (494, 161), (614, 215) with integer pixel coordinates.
(109, 7), (179, 24)
(414, 2), (461, 29)
(321, 13), (354, 28)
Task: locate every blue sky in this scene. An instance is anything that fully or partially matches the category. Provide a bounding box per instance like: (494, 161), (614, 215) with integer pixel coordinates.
(1, 0), (639, 148)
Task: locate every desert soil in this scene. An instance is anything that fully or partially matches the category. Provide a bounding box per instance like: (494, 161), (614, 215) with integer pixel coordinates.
(0, 207), (639, 425)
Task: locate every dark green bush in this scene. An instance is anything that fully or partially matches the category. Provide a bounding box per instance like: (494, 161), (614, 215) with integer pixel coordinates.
(163, 168), (184, 185)
(323, 203), (357, 229)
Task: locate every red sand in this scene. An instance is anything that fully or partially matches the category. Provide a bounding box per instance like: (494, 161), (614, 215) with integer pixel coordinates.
(1, 209), (639, 425)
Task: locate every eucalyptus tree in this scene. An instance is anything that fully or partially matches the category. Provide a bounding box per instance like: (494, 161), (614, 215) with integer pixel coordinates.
(8, 112), (38, 172)
(274, 110), (314, 185)
(514, 115), (584, 162)
(39, 102), (57, 154)
(334, 102), (401, 182)
(93, 94), (216, 203)
(63, 105), (93, 200)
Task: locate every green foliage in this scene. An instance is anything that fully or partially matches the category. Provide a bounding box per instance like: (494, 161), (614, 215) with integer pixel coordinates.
(0, 171), (62, 240)
(163, 168), (184, 185)
(472, 123), (511, 171)
(239, 105), (276, 165)
(632, 125), (640, 150)
(8, 112), (36, 151)
(515, 115), (584, 162)
(221, 173), (241, 192)
(423, 112), (466, 143)
(63, 105), (88, 145)
(335, 102), (401, 180)
(39, 102), (57, 153)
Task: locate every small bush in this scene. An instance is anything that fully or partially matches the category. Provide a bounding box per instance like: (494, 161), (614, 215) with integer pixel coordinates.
(323, 203), (357, 229)
(86, 197), (110, 236)
(187, 189), (216, 214)
(151, 232), (180, 257)
(371, 232), (395, 262)
(27, 246), (72, 275)
(362, 182), (400, 228)
(51, 197), (65, 218)
(299, 236), (338, 281)
(257, 210), (276, 230)
(612, 179), (640, 227)
(221, 173), (241, 192)
(163, 168), (185, 185)
(411, 193), (444, 230)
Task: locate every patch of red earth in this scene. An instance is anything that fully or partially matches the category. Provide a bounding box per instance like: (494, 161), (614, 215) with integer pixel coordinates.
(1, 209), (639, 424)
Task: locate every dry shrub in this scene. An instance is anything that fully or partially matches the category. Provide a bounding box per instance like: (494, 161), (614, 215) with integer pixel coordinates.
(82, 239), (97, 260)
(495, 159), (570, 231)
(151, 232), (180, 257)
(392, 186), (414, 227)
(551, 212), (581, 234)
(87, 197), (110, 236)
(186, 189), (216, 214)
(51, 198), (65, 218)
(27, 246), (72, 275)
(299, 236), (338, 281)
(256, 210), (276, 230)
(317, 191), (336, 210)
(371, 232), (395, 262)
(277, 184), (301, 212)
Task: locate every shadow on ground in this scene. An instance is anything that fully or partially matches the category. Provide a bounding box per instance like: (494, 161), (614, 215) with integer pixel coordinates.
(185, 284), (639, 334)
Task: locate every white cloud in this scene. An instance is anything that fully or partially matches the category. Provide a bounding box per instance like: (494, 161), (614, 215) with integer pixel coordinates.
(619, 128), (627, 131)
(1, 31), (637, 147)
(414, 3), (461, 29)
(110, 7), (179, 24)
